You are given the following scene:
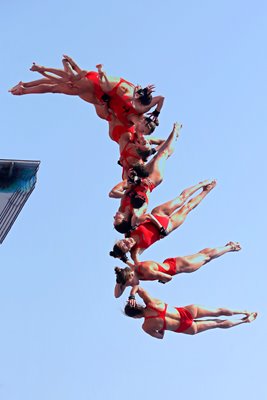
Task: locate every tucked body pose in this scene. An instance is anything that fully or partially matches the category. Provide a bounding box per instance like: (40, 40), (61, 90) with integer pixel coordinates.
(114, 241), (241, 298)
(97, 65), (164, 126)
(124, 287), (257, 339)
(110, 115), (164, 180)
(117, 134), (164, 180)
(108, 113), (158, 149)
(9, 56), (164, 124)
(110, 122), (181, 233)
(110, 179), (217, 263)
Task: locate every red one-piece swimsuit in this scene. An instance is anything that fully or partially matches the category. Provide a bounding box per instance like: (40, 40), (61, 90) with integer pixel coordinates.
(136, 259), (177, 280)
(110, 124), (136, 144)
(85, 71), (106, 103)
(145, 303), (168, 331)
(132, 178), (156, 203)
(130, 214), (169, 254)
(119, 143), (145, 177)
(145, 303), (193, 333)
(121, 178), (155, 213)
(107, 78), (140, 126)
(119, 192), (134, 215)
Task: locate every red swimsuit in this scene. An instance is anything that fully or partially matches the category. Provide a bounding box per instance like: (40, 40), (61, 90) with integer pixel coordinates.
(119, 193), (133, 214)
(85, 71), (106, 103)
(136, 258), (177, 280)
(145, 303), (193, 333)
(119, 142), (144, 177)
(133, 178), (156, 203)
(85, 74), (139, 124)
(162, 258), (177, 275)
(130, 214), (169, 253)
(145, 303), (168, 330)
(107, 78), (140, 126)
(110, 124), (136, 144)
(130, 178), (156, 205)
(175, 307), (194, 332)
(121, 178), (155, 213)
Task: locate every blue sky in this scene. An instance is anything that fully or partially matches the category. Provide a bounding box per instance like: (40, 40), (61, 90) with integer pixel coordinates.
(1, 1), (266, 399)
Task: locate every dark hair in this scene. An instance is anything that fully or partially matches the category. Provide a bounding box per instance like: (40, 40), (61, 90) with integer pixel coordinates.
(110, 244), (128, 262)
(101, 94), (110, 103)
(137, 87), (152, 106)
(136, 148), (155, 162)
(130, 193), (146, 209)
(145, 117), (157, 134)
(124, 303), (144, 317)
(132, 164), (149, 178)
(114, 266), (132, 285)
(127, 170), (141, 185)
(114, 220), (132, 234)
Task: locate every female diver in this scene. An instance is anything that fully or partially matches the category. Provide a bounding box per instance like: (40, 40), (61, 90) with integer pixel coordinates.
(110, 179), (217, 263)
(110, 122), (181, 233)
(124, 287), (257, 339)
(9, 55), (164, 124)
(114, 241), (241, 298)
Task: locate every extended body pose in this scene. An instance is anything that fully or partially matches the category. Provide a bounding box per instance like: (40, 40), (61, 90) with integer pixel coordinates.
(110, 122), (181, 233)
(124, 287), (257, 339)
(9, 56), (164, 124)
(110, 179), (216, 263)
(114, 241), (241, 298)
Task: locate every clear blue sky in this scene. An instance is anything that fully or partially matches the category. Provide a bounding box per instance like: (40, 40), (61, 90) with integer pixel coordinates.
(1, 1), (266, 399)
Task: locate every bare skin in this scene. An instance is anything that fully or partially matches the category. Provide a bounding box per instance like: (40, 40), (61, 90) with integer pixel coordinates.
(108, 115), (135, 148)
(9, 56), (164, 124)
(114, 241), (241, 298)
(108, 114), (162, 162)
(117, 135), (165, 180)
(110, 122), (181, 196)
(141, 122), (181, 184)
(9, 59), (110, 120)
(9, 61), (98, 102)
(112, 179), (217, 264)
(127, 287), (257, 339)
(96, 64), (164, 119)
(30, 61), (76, 79)
(111, 123), (182, 230)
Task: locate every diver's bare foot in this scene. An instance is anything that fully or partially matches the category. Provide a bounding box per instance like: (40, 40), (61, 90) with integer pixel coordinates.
(9, 81), (22, 92)
(242, 310), (251, 317)
(30, 62), (44, 72)
(63, 54), (77, 68)
(226, 241), (242, 251)
(173, 122), (182, 140)
(242, 312), (258, 323)
(199, 179), (212, 185)
(9, 82), (24, 95)
(203, 179), (217, 192)
(62, 58), (70, 67)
